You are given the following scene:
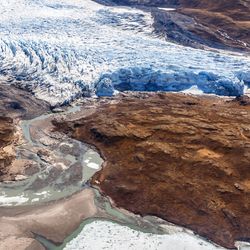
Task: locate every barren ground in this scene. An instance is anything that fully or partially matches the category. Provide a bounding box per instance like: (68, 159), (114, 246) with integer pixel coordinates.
(55, 92), (250, 249)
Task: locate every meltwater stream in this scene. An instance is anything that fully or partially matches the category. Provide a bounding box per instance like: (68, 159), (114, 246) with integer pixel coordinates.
(0, 0), (250, 106)
(0, 106), (103, 206)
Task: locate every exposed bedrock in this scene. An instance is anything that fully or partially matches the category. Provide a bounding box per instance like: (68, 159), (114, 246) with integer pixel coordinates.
(0, 83), (50, 120)
(0, 117), (16, 181)
(55, 92), (250, 249)
(111, 0), (250, 51)
(0, 83), (50, 181)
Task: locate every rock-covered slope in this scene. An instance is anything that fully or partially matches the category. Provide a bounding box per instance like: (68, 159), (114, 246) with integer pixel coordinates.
(0, 83), (49, 181)
(111, 0), (250, 51)
(55, 92), (250, 249)
(178, 0), (250, 51)
(0, 0), (250, 106)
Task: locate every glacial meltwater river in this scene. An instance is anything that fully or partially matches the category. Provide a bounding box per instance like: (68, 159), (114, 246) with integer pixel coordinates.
(0, 106), (103, 206)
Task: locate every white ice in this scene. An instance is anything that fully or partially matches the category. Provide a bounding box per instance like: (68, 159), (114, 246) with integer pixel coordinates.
(0, 193), (29, 206)
(64, 220), (227, 250)
(0, 0), (249, 105)
(181, 85), (204, 95)
(158, 7), (176, 11)
(87, 162), (100, 169)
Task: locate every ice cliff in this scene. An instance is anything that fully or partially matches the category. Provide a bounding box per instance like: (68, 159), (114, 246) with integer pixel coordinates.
(0, 0), (249, 105)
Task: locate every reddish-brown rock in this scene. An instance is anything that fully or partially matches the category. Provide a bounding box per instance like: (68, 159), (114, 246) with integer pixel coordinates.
(0, 83), (50, 181)
(0, 116), (15, 180)
(55, 92), (250, 249)
(111, 0), (250, 51)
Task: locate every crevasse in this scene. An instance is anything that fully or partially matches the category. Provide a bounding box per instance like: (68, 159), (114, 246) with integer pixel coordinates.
(0, 0), (249, 105)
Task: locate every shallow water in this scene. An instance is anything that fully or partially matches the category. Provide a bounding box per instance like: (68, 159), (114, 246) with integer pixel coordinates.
(0, 106), (103, 206)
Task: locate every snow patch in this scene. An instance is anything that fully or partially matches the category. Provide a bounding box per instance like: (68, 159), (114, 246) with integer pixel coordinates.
(158, 7), (176, 11)
(235, 242), (250, 250)
(181, 85), (204, 95)
(86, 162), (100, 170)
(0, 193), (29, 206)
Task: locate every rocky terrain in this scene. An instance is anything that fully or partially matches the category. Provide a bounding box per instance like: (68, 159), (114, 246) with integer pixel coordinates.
(0, 0), (249, 249)
(0, 117), (16, 181)
(0, 84), (50, 120)
(177, 0), (250, 51)
(110, 0), (250, 51)
(55, 92), (250, 249)
(0, 83), (49, 181)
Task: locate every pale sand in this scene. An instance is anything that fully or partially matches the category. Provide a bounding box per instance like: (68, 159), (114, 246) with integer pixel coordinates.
(0, 188), (97, 250)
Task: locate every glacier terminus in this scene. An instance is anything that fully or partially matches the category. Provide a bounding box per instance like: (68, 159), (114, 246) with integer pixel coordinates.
(0, 0), (250, 106)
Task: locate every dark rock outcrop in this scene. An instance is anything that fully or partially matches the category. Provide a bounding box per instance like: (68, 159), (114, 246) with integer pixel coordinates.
(0, 83), (50, 120)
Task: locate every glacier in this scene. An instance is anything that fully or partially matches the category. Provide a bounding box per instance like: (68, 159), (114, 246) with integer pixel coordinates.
(0, 0), (250, 105)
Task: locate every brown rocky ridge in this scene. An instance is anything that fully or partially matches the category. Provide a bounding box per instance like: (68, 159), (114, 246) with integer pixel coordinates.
(0, 117), (16, 181)
(109, 0), (250, 51)
(0, 83), (50, 181)
(0, 83), (50, 120)
(178, 0), (250, 51)
(54, 92), (250, 249)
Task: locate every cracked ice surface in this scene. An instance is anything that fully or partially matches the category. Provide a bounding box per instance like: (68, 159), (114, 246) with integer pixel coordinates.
(0, 0), (250, 105)
(64, 220), (226, 250)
